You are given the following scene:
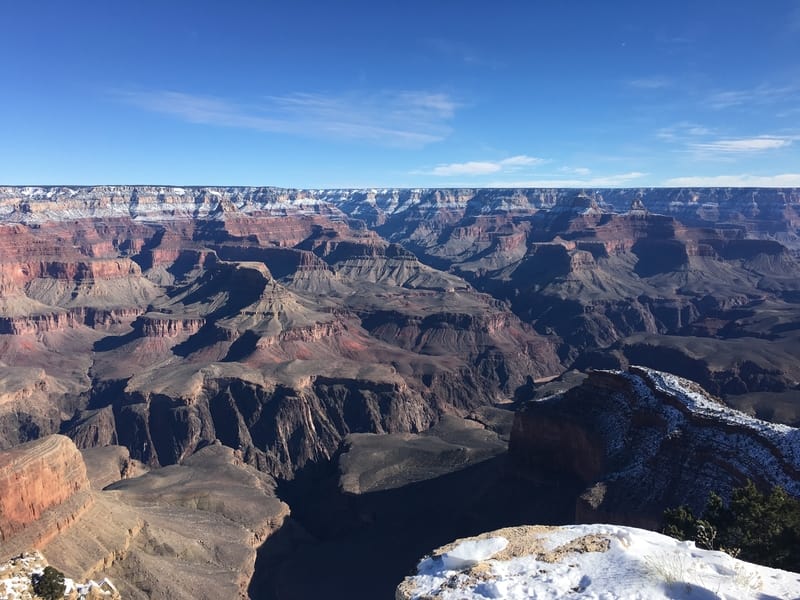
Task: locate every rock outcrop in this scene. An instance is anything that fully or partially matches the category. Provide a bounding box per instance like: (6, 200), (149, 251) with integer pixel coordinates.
(45, 443), (290, 600)
(0, 435), (92, 551)
(510, 367), (800, 527)
(0, 550), (121, 600)
(0, 437), (289, 600)
(0, 368), (67, 449)
(337, 413), (510, 495)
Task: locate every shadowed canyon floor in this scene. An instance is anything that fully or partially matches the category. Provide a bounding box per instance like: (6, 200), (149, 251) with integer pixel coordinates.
(250, 445), (582, 599)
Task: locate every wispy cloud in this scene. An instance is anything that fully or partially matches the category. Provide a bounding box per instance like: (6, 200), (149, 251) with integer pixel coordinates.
(663, 173), (800, 187)
(115, 89), (458, 147)
(559, 166), (592, 176)
(689, 136), (793, 154)
(628, 76), (672, 90)
(656, 123), (796, 157)
(424, 155), (545, 177)
(707, 85), (799, 110)
(656, 122), (713, 141)
(487, 171), (648, 188)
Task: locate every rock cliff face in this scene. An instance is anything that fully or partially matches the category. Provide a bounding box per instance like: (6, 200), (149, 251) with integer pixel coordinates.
(343, 187), (800, 404)
(3, 186), (800, 598)
(0, 186), (560, 480)
(510, 367), (800, 527)
(1, 185), (800, 480)
(0, 368), (69, 449)
(0, 435), (92, 549)
(0, 437), (289, 600)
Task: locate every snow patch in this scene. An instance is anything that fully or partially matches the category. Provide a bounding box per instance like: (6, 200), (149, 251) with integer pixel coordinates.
(400, 524), (800, 600)
(441, 537), (508, 570)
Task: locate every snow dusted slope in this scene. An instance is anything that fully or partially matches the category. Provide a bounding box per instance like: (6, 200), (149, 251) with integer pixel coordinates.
(0, 186), (341, 222)
(630, 366), (800, 494)
(0, 186), (565, 223)
(396, 524), (800, 600)
(510, 366), (800, 527)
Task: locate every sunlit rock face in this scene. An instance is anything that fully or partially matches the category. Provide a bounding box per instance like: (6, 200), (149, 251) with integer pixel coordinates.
(0, 186), (560, 478)
(3, 185), (800, 600)
(0, 435), (92, 548)
(0, 437), (290, 600)
(2, 185), (800, 477)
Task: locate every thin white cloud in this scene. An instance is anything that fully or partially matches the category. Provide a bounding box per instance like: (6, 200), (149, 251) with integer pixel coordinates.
(689, 136), (793, 154)
(426, 155), (546, 177)
(707, 85), (799, 110)
(431, 161), (503, 176)
(115, 89), (457, 148)
(559, 166), (592, 176)
(628, 76), (672, 90)
(499, 155), (545, 167)
(487, 171), (648, 188)
(656, 122), (714, 141)
(400, 92), (458, 117)
(663, 174), (800, 187)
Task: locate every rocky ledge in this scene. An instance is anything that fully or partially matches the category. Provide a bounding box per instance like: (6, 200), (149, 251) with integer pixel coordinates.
(510, 366), (800, 527)
(0, 437), (289, 600)
(0, 550), (120, 599)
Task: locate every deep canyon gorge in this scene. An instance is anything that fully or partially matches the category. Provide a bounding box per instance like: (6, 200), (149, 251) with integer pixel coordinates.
(1, 186), (800, 598)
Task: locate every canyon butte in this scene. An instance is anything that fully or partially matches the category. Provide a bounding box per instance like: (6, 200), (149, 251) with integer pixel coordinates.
(0, 186), (799, 599)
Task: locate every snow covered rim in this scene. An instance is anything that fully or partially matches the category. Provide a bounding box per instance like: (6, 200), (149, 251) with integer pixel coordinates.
(396, 523), (800, 600)
(628, 366), (800, 469)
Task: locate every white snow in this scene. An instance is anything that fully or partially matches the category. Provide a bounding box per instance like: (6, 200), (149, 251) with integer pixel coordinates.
(625, 367), (800, 495)
(439, 537), (509, 570)
(401, 524), (800, 600)
(0, 551), (118, 600)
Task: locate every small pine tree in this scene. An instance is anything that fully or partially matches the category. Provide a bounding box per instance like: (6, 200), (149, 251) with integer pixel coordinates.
(662, 481), (800, 571)
(662, 504), (697, 541)
(32, 565), (66, 600)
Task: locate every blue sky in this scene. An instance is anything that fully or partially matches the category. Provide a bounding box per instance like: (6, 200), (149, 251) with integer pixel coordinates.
(2, 0), (799, 188)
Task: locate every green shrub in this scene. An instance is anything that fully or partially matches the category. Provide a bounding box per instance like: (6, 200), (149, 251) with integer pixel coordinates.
(31, 565), (66, 600)
(662, 481), (800, 571)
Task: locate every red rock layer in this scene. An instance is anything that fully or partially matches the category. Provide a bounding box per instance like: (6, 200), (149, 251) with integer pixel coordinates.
(0, 435), (92, 548)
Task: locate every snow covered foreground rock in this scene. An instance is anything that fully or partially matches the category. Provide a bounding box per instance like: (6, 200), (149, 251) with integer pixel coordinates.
(396, 524), (800, 599)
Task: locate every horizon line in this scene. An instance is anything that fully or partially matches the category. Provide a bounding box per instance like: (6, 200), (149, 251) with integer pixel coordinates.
(2, 184), (799, 191)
